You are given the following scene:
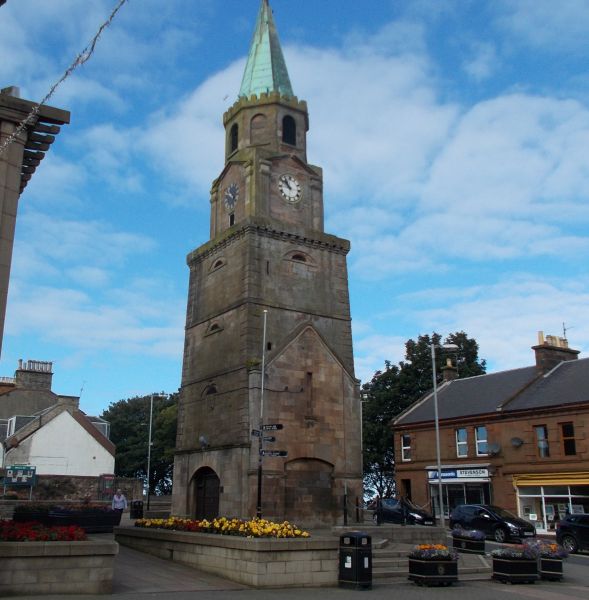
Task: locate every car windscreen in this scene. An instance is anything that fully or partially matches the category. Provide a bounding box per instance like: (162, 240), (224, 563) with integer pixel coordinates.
(488, 506), (519, 520)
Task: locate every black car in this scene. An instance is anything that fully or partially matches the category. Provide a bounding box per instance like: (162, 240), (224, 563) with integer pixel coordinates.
(449, 504), (536, 542)
(373, 498), (435, 526)
(556, 513), (589, 553)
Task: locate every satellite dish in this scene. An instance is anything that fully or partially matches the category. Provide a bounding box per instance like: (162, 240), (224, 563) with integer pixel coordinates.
(511, 437), (524, 448)
(487, 442), (501, 456)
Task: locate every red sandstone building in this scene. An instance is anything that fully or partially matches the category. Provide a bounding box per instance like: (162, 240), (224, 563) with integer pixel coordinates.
(392, 333), (589, 534)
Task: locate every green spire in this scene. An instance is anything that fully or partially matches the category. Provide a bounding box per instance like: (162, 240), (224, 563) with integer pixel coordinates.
(239, 0), (294, 98)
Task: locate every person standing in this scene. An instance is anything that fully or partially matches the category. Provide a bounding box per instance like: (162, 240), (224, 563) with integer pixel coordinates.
(112, 488), (127, 524)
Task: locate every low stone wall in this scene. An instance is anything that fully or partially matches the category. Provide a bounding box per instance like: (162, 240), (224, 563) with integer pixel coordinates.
(115, 527), (338, 587)
(0, 539), (118, 596)
(334, 524), (447, 545)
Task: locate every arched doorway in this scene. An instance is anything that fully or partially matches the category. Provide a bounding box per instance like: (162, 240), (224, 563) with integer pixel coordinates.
(193, 467), (220, 520)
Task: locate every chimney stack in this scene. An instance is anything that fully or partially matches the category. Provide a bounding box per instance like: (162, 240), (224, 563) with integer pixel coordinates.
(532, 331), (579, 374)
(14, 359), (54, 391)
(442, 357), (458, 382)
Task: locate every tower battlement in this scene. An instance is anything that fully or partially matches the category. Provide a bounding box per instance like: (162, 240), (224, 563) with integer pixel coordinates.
(223, 93), (308, 125)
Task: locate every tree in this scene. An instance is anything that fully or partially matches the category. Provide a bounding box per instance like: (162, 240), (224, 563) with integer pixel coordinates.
(362, 331), (486, 499)
(100, 393), (178, 495)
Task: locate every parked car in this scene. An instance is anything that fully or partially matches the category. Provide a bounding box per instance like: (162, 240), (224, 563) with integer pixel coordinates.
(556, 513), (589, 553)
(372, 498), (435, 526)
(449, 504), (536, 542)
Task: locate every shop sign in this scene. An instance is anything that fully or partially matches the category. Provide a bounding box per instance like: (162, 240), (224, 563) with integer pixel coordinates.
(428, 467), (489, 480)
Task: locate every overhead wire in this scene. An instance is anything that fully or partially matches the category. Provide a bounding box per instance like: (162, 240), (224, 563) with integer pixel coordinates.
(0, 0), (129, 157)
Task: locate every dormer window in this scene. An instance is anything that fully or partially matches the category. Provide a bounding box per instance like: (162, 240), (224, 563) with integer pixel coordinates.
(282, 115), (296, 145)
(230, 124), (238, 153)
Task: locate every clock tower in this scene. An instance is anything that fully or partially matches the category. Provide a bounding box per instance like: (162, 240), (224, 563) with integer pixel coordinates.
(172, 0), (363, 526)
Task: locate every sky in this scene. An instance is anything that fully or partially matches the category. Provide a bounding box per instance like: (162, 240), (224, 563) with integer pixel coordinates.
(0, 0), (588, 417)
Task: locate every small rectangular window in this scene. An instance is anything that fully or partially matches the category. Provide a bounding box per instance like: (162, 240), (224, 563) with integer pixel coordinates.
(535, 425), (550, 458)
(229, 213), (235, 226)
(475, 426), (488, 456)
(561, 422), (576, 456)
(456, 428), (468, 457)
(401, 434), (411, 461)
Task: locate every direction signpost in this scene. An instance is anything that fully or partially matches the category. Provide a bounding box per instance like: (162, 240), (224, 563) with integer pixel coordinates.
(260, 450), (288, 458)
(262, 424), (283, 431)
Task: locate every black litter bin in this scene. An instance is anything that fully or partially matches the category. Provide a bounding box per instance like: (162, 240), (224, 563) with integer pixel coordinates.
(338, 531), (372, 589)
(130, 500), (144, 519)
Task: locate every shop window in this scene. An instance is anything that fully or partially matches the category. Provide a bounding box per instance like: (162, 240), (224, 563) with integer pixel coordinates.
(561, 422), (576, 456)
(475, 426), (488, 456)
(401, 434), (411, 461)
(535, 425), (550, 458)
(456, 428), (468, 457)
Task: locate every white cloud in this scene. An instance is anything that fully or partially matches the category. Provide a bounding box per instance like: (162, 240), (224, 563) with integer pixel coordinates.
(462, 42), (498, 82)
(497, 0), (589, 54)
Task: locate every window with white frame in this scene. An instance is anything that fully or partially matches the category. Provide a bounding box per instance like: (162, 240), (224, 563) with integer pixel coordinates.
(535, 425), (550, 458)
(456, 428), (468, 457)
(401, 434), (411, 461)
(475, 426), (488, 456)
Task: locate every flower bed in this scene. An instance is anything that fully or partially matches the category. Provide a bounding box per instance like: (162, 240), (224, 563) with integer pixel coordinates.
(0, 519), (86, 542)
(451, 528), (486, 555)
(135, 516), (310, 538)
(407, 544), (458, 586)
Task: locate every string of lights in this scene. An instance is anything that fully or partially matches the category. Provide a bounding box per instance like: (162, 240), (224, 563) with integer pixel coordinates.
(0, 0), (129, 157)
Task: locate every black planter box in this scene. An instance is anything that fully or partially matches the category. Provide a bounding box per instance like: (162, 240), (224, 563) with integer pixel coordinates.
(492, 557), (538, 584)
(452, 536), (486, 555)
(408, 558), (458, 586)
(540, 557), (563, 581)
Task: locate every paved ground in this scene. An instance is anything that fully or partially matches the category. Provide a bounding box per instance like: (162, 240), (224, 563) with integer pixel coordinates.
(8, 517), (589, 600)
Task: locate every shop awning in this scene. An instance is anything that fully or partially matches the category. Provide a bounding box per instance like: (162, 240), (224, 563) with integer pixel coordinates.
(514, 473), (589, 486)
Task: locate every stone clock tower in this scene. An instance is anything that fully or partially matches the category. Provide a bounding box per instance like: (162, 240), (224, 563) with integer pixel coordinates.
(172, 0), (363, 526)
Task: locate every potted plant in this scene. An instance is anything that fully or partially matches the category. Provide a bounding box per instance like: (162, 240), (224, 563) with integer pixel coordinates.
(524, 539), (567, 581)
(491, 544), (539, 583)
(451, 527), (486, 554)
(407, 544), (458, 586)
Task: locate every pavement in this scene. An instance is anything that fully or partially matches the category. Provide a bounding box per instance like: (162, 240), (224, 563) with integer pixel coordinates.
(8, 515), (589, 600)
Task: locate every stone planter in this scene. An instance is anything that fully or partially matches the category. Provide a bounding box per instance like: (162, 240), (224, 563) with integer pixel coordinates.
(452, 535), (485, 555)
(492, 556), (538, 584)
(408, 558), (458, 586)
(539, 557), (563, 581)
(0, 539), (118, 596)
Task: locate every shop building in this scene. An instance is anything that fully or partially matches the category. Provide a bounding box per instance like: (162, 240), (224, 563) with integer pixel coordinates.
(392, 333), (588, 534)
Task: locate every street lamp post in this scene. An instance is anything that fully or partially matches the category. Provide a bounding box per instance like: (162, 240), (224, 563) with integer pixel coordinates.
(146, 393), (167, 512)
(146, 393), (154, 512)
(430, 343), (458, 528)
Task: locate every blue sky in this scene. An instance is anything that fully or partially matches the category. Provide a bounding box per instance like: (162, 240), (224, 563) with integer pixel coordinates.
(1, 0), (588, 417)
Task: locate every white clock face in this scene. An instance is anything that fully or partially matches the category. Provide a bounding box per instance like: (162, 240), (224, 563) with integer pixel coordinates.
(223, 183), (239, 211)
(278, 174), (302, 203)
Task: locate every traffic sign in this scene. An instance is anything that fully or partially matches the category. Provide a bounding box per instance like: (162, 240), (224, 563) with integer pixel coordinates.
(262, 424), (283, 431)
(260, 450), (288, 458)
(251, 429), (262, 437)
(263, 436), (276, 443)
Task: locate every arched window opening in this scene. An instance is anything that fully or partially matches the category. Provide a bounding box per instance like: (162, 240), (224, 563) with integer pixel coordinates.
(230, 123), (238, 153)
(213, 259), (224, 270)
(205, 385), (217, 396)
(282, 115), (296, 145)
(292, 253), (307, 263)
(210, 323), (221, 332)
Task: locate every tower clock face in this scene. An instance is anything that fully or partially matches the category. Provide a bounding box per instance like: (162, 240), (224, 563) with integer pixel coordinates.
(278, 174), (302, 203)
(223, 183), (239, 211)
